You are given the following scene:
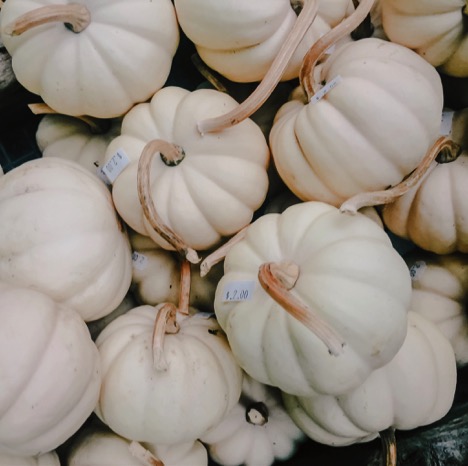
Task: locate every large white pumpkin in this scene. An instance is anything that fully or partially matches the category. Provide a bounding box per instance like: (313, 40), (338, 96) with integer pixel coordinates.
(0, 283), (101, 456)
(0, 451), (60, 466)
(0, 0), (179, 117)
(214, 201), (412, 397)
(0, 157), (133, 321)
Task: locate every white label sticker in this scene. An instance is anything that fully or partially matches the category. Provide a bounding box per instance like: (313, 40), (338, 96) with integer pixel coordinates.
(222, 281), (255, 302)
(310, 75), (342, 104)
(440, 110), (455, 136)
(96, 165), (111, 185)
(409, 261), (426, 281)
(101, 149), (131, 184)
(132, 251), (148, 270)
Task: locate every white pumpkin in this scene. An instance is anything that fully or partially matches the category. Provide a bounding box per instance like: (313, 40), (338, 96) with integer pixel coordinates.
(0, 157), (133, 321)
(214, 201), (412, 397)
(0, 0), (179, 117)
(0, 451), (60, 466)
(174, 0), (354, 83)
(269, 37), (444, 206)
(37, 113), (121, 178)
(67, 427), (208, 466)
(283, 311), (457, 447)
(104, 86), (270, 253)
(381, 0), (468, 77)
(406, 251), (468, 365)
(129, 232), (222, 312)
(201, 373), (304, 466)
(95, 306), (243, 445)
(0, 283), (101, 457)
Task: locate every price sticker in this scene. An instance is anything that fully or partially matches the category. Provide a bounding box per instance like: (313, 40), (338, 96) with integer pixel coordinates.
(440, 110), (455, 136)
(132, 251), (148, 271)
(222, 281), (255, 302)
(100, 148), (130, 184)
(310, 75), (342, 105)
(409, 261), (426, 281)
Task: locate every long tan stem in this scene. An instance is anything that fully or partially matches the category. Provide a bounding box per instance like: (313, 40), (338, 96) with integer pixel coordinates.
(178, 260), (191, 316)
(137, 139), (200, 264)
(3, 3), (91, 36)
(197, 0), (319, 134)
(128, 441), (164, 466)
(300, 0), (375, 100)
(152, 303), (179, 371)
(379, 428), (397, 466)
(200, 227), (248, 277)
(258, 261), (345, 356)
(339, 137), (461, 215)
(28, 102), (107, 134)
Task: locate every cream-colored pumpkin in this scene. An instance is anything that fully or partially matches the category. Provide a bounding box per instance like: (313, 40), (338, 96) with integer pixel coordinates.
(406, 251), (468, 365)
(214, 201), (412, 397)
(129, 232), (222, 311)
(283, 311), (457, 446)
(269, 38), (444, 206)
(0, 157), (132, 321)
(381, 150), (468, 254)
(0, 0), (179, 117)
(0, 283), (101, 456)
(105, 86), (270, 252)
(0, 451), (60, 466)
(174, 0), (354, 83)
(381, 0), (468, 77)
(67, 427), (208, 466)
(37, 114), (121, 178)
(95, 306), (243, 445)
(201, 373), (304, 466)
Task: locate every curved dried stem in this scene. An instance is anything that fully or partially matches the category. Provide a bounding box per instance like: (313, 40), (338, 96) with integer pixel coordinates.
(300, 0), (375, 100)
(128, 441), (164, 466)
(258, 261), (345, 356)
(3, 3), (91, 36)
(379, 428), (397, 466)
(197, 0), (319, 134)
(137, 139), (200, 264)
(152, 303), (179, 371)
(340, 137), (461, 215)
(28, 102), (108, 134)
(178, 259), (191, 315)
(200, 227), (248, 277)
(191, 53), (228, 94)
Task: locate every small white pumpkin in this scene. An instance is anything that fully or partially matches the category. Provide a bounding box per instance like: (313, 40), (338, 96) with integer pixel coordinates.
(95, 306), (243, 445)
(0, 283), (101, 457)
(0, 157), (133, 321)
(0, 451), (60, 466)
(0, 0), (179, 117)
(201, 373), (304, 466)
(283, 311), (457, 447)
(214, 201), (412, 397)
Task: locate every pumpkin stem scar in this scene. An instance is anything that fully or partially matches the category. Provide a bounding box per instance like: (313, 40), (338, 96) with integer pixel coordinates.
(258, 261), (346, 357)
(196, 0), (320, 134)
(137, 139), (200, 264)
(128, 441), (165, 466)
(199, 226), (248, 277)
(152, 303), (179, 372)
(379, 427), (397, 466)
(339, 136), (461, 215)
(3, 3), (91, 36)
(300, 0), (376, 99)
(245, 401), (269, 426)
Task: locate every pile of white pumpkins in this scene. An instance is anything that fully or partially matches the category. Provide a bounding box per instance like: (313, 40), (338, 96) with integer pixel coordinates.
(0, 0), (467, 465)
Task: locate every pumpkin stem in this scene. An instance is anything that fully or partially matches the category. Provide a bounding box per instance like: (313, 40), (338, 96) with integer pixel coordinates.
(200, 226), (248, 277)
(128, 441), (165, 466)
(137, 139), (200, 264)
(339, 136), (462, 215)
(28, 102), (110, 134)
(177, 259), (191, 316)
(300, 0), (375, 100)
(152, 303), (179, 371)
(245, 401), (269, 426)
(379, 428), (397, 466)
(258, 261), (346, 356)
(191, 53), (229, 94)
(3, 3), (91, 36)
(196, 0), (320, 134)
